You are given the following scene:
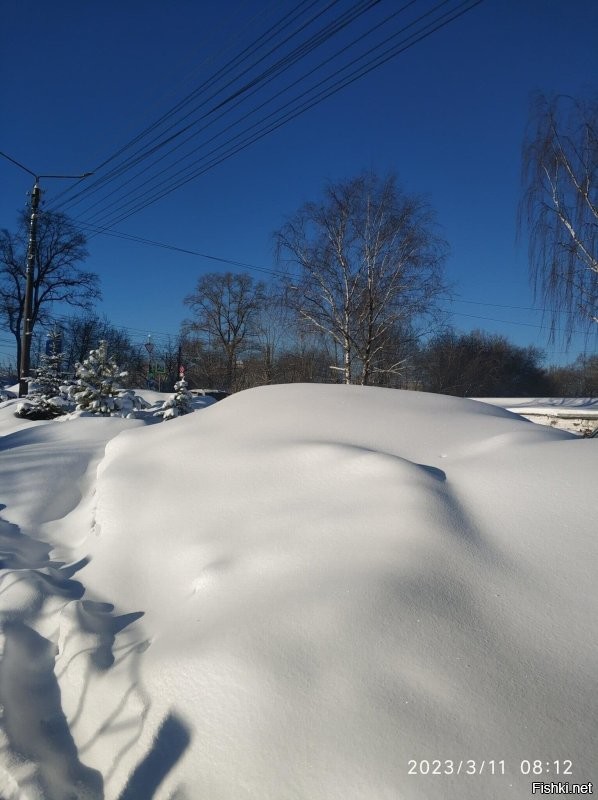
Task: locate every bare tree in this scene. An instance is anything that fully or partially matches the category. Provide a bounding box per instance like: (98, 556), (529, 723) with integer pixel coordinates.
(57, 312), (146, 386)
(183, 272), (266, 391)
(251, 286), (297, 385)
(548, 353), (598, 397)
(0, 209), (100, 376)
(520, 93), (598, 341)
(275, 173), (448, 385)
(417, 329), (551, 397)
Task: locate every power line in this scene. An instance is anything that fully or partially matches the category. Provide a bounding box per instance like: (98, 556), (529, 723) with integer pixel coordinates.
(88, 0), (483, 232)
(0, 150), (37, 179)
(93, 0), (474, 230)
(57, 0), (382, 223)
(46, 0), (335, 211)
(73, 231), (598, 342)
(78, 222), (597, 322)
(77, 0), (410, 226)
(33, 304), (595, 346)
(448, 297), (587, 316)
(1, 297), (593, 359)
(22, 197), (591, 352)
(450, 298), (552, 312)
(78, 223), (289, 279)
(45, 0), (286, 208)
(42, 312), (180, 344)
(8, 303), (592, 357)
(445, 310), (596, 338)
(49, 0), (484, 233)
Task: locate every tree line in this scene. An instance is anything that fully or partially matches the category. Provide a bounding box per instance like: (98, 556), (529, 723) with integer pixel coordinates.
(1, 92), (596, 398)
(3, 301), (595, 400)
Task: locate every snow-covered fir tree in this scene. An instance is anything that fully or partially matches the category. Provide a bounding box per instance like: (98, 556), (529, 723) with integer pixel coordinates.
(68, 340), (148, 417)
(15, 332), (72, 420)
(155, 377), (194, 420)
(31, 352), (62, 398)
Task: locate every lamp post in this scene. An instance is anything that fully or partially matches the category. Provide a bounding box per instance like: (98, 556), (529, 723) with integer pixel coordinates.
(145, 335), (155, 388)
(0, 152), (93, 396)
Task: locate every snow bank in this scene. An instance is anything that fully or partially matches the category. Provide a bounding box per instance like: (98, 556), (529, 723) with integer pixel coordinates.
(473, 397), (598, 435)
(85, 385), (596, 799)
(0, 385), (596, 799)
(475, 397), (598, 411)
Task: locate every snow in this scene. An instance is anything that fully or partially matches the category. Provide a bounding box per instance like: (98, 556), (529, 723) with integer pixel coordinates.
(0, 385), (596, 799)
(473, 398), (598, 436)
(473, 397), (598, 416)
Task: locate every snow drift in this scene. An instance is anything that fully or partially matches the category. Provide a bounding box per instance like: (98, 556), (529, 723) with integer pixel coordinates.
(0, 384), (596, 799)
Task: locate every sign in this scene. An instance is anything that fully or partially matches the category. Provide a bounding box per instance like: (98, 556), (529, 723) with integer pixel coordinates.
(179, 365), (185, 377)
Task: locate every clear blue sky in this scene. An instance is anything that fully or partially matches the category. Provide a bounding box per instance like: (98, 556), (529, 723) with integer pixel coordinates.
(1, 0), (597, 366)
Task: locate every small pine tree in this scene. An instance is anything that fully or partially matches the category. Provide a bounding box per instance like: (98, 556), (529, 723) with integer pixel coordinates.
(68, 340), (147, 416)
(155, 378), (194, 420)
(14, 333), (71, 420)
(31, 352), (62, 398)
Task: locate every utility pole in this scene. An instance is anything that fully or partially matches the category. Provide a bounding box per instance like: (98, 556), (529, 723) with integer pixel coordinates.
(19, 183), (41, 396)
(0, 152), (93, 397)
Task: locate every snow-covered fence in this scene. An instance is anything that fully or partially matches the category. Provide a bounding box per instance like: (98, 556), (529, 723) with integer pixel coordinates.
(472, 398), (598, 436)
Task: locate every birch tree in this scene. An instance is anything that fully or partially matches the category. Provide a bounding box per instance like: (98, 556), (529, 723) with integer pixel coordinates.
(275, 173), (448, 385)
(520, 93), (598, 341)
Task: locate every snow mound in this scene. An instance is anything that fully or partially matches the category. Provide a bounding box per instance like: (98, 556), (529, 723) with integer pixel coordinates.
(82, 385), (595, 799)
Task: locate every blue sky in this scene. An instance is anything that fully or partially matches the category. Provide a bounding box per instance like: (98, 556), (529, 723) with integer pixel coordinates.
(1, 0), (597, 366)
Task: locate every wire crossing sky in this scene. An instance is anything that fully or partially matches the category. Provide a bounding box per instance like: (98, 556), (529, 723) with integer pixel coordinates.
(48, 0), (484, 232)
(1, 0), (597, 364)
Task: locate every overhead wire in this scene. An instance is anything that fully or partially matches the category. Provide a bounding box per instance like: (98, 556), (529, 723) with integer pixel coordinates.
(88, 0), (474, 224)
(41, 311), (180, 345)
(78, 223), (290, 279)
(0, 301), (592, 363)
(61, 0), (377, 223)
(13, 0), (566, 354)
(46, 0), (330, 210)
(441, 310), (596, 338)
(46, 0), (286, 208)
(32, 307), (598, 351)
(56, 0), (379, 222)
(80, 0), (484, 234)
(50, 0), (483, 234)
(70, 222), (598, 337)
(74, 0), (416, 226)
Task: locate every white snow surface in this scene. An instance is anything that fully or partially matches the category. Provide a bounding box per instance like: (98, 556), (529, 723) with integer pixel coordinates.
(473, 397), (598, 435)
(0, 384), (596, 799)
(473, 396), (598, 416)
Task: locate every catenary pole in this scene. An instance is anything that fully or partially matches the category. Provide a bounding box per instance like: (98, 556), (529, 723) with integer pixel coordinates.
(0, 153), (93, 397)
(19, 183), (41, 396)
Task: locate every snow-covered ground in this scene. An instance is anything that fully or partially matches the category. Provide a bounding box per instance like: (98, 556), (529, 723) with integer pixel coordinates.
(473, 397), (598, 436)
(0, 384), (596, 799)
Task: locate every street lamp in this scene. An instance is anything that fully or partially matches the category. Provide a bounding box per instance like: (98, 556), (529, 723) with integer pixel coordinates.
(1, 151), (93, 396)
(145, 335), (155, 387)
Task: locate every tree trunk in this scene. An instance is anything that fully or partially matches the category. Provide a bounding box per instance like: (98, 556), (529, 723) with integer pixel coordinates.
(225, 349), (235, 392)
(343, 334), (351, 384)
